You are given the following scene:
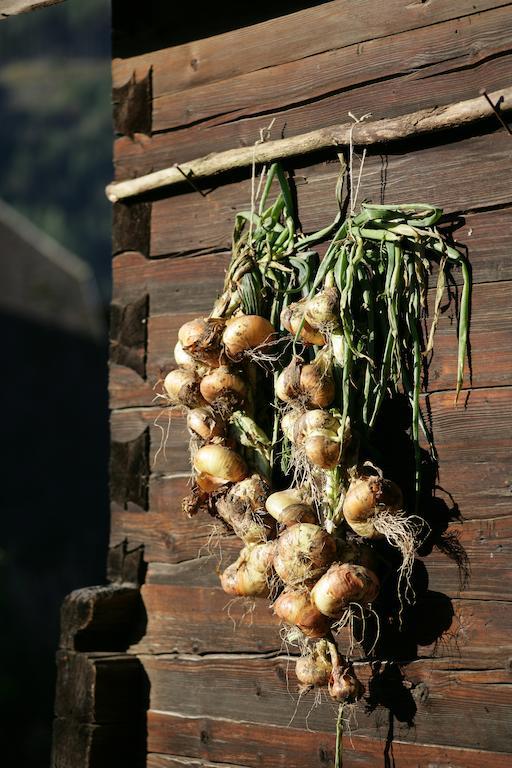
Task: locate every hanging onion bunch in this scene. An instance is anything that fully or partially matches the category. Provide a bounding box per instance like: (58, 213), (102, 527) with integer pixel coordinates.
(157, 162), (470, 762)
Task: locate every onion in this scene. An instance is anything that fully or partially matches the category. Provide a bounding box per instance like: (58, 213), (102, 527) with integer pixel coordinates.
(281, 411), (301, 442)
(304, 430), (341, 469)
(216, 475), (275, 543)
(274, 524), (336, 585)
(343, 473), (403, 538)
(220, 541), (276, 597)
(275, 357), (302, 403)
(223, 315), (275, 359)
(187, 407), (225, 440)
(193, 444), (248, 486)
(311, 563), (380, 618)
(280, 303), (326, 346)
(329, 665), (363, 702)
(294, 409), (339, 445)
(173, 341), (197, 369)
(200, 366), (248, 406)
(279, 503), (317, 527)
(273, 589), (330, 638)
(295, 641), (332, 687)
(305, 287), (339, 329)
(265, 488), (306, 518)
(300, 362), (335, 408)
(178, 317), (225, 367)
(163, 369), (206, 408)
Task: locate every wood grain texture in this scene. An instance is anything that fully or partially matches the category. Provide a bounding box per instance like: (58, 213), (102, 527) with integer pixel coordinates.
(142, 654), (512, 753)
(147, 712), (512, 768)
(149, 132), (512, 258)
(112, 0), (512, 96)
(150, 7), (512, 134)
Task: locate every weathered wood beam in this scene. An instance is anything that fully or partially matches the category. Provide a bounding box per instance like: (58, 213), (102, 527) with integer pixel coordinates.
(106, 86), (512, 202)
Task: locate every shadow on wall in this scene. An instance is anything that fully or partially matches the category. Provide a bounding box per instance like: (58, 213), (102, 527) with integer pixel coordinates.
(0, 202), (109, 767)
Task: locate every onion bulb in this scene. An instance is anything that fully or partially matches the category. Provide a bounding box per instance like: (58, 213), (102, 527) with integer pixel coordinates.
(163, 369), (206, 408)
(178, 317), (225, 367)
(305, 287), (339, 329)
(311, 563), (380, 618)
(265, 488), (316, 526)
(293, 409), (339, 446)
(222, 315), (275, 359)
(274, 524), (336, 585)
(273, 589), (330, 638)
(187, 407), (225, 441)
(295, 640), (332, 687)
(329, 665), (363, 702)
(300, 351), (335, 408)
(173, 340), (197, 370)
(216, 474), (275, 543)
(193, 444), (248, 487)
(220, 541), (276, 597)
(343, 473), (403, 538)
(275, 357), (302, 403)
(304, 430), (341, 469)
(281, 303), (326, 346)
(200, 366), (248, 407)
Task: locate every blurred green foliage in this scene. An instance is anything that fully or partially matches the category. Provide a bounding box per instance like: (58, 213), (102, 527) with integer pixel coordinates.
(0, 0), (112, 298)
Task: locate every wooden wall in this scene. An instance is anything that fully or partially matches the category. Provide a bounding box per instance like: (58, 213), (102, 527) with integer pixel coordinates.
(105, 2), (512, 766)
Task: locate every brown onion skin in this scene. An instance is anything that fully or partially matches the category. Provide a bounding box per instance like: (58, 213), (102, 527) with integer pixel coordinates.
(294, 410), (339, 445)
(216, 475), (276, 544)
(163, 369), (207, 408)
(274, 524), (336, 586)
(178, 317), (226, 367)
(311, 563), (380, 618)
(300, 364), (335, 408)
(279, 503), (317, 527)
(187, 407), (225, 440)
(304, 431), (341, 469)
(193, 444), (248, 485)
(295, 645), (332, 686)
(344, 476), (403, 525)
(220, 541), (276, 597)
(280, 304), (326, 346)
(223, 315), (275, 359)
(200, 366), (248, 406)
(304, 287), (339, 329)
(273, 589), (330, 638)
(329, 666), (363, 702)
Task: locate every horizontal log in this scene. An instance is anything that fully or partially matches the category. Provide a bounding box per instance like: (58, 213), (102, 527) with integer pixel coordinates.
(133, 563), (512, 660)
(112, 0), (511, 98)
(148, 131), (512, 258)
(54, 651), (148, 724)
(147, 711), (512, 768)
(111, 499), (512, 601)
(142, 654), (512, 753)
(150, 7), (512, 136)
(110, 386), (512, 524)
(111, 280), (512, 405)
(147, 755), (245, 768)
(107, 87), (512, 200)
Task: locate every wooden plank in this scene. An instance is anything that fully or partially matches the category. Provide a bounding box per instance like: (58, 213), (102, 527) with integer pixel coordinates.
(142, 654), (512, 753)
(147, 711), (512, 768)
(110, 386), (512, 523)
(147, 755), (245, 768)
(111, 497), (512, 600)
(112, 0), (512, 97)
(119, 280), (512, 397)
(149, 132), (512, 258)
(114, 52), (512, 178)
(134, 565), (512, 660)
(151, 7), (512, 133)
(54, 651), (148, 724)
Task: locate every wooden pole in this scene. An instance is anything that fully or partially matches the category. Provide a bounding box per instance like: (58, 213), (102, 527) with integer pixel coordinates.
(106, 87), (512, 203)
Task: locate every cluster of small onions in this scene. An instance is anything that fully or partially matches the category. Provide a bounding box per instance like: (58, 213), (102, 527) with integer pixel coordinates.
(164, 313), (275, 497)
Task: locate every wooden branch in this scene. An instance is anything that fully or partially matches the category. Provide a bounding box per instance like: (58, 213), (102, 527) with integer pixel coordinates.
(106, 87), (512, 202)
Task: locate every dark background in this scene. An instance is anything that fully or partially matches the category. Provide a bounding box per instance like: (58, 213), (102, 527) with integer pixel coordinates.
(0, 1), (112, 765)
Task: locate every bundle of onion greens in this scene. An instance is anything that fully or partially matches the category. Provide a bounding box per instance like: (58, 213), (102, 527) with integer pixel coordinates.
(161, 165), (470, 761)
